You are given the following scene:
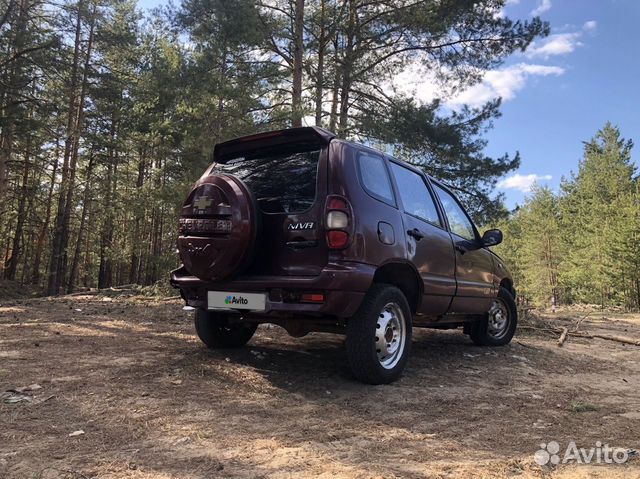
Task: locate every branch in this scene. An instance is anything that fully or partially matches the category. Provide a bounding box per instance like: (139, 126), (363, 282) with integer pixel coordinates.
(0, 40), (57, 69)
(353, 35), (513, 79)
(257, 2), (294, 21)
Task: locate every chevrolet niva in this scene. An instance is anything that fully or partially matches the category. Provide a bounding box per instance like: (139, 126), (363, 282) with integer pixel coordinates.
(170, 127), (517, 384)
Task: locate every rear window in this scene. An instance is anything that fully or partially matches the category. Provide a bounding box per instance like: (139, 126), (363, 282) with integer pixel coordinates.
(389, 162), (441, 226)
(357, 152), (395, 205)
(210, 148), (321, 214)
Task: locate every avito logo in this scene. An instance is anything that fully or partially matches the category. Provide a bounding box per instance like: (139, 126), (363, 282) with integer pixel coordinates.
(225, 295), (248, 305)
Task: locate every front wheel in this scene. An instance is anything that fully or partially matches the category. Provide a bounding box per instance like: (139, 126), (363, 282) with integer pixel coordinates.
(346, 284), (412, 384)
(469, 287), (518, 346)
(194, 309), (257, 348)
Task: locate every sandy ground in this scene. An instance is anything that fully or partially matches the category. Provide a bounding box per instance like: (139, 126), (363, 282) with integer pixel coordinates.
(1, 295), (639, 478)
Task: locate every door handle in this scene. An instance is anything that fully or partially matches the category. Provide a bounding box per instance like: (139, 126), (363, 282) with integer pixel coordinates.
(407, 228), (424, 241)
(455, 244), (466, 254)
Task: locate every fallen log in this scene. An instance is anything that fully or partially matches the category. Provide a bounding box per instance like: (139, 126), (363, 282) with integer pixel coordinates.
(569, 331), (640, 346)
(160, 295), (181, 302)
(520, 325), (640, 347)
(129, 295), (181, 302)
(557, 327), (569, 347)
(572, 313), (590, 332)
(65, 290), (100, 297)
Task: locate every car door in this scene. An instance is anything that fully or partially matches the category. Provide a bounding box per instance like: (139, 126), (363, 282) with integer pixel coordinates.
(387, 161), (456, 315)
(431, 181), (495, 314)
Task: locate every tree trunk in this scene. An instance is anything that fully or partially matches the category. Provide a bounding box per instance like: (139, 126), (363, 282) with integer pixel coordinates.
(98, 111), (119, 289)
(32, 137), (60, 285)
(47, 0), (85, 295)
(128, 151), (145, 283)
(0, 124), (13, 205)
(82, 193), (96, 288)
(0, 0), (29, 203)
(337, 1), (357, 136)
(4, 129), (32, 279)
(67, 152), (94, 293)
(314, 0), (326, 126)
(291, 0), (305, 127)
(328, 35), (341, 132)
(59, 1), (95, 292)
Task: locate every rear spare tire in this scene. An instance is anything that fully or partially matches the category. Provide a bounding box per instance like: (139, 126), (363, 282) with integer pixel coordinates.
(177, 174), (258, 281)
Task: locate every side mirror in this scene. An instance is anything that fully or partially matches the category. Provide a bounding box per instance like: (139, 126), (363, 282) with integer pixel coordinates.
(481, 229), (503, 247)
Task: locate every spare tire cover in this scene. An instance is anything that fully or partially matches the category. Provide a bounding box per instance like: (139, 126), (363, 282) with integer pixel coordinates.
(177, 174), (257, 281)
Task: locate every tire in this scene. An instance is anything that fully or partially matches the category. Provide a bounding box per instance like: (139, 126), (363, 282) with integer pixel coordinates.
(346, 283), (412, 384)
(469, 286), (518, 346)
(177, 174), (259, 281)
(194, 309), (258, 348)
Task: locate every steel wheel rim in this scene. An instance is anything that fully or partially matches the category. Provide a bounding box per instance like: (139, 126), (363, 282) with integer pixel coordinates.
(375, 302), (406, 369)
(487, 298), (509, 339)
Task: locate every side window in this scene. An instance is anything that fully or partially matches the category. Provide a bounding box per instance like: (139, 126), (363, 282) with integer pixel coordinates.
(433, 184), (477, 241)
(389, 162), (440, 225)
(357, 152), (395, 205)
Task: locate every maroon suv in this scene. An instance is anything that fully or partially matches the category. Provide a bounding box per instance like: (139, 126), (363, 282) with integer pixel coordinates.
(171, 127), (517, 384)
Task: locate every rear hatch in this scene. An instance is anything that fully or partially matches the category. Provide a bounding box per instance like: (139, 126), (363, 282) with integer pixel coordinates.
(178, 127), (334, 280)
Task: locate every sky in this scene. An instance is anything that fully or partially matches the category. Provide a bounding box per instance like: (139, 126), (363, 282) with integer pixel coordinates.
(393, 0), (640, 208)
(482, 0), (640, 208)
(137, 0), (639, 209)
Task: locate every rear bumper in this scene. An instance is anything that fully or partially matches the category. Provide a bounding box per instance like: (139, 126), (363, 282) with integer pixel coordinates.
(169, 261), (375, 318)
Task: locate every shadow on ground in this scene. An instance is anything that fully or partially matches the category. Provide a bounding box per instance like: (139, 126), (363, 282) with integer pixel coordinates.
(1, 297), (639, 478)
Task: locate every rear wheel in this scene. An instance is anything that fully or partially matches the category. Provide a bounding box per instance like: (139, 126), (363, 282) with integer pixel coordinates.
(469, 287), (517, 346)
(346, 284), (412, 384)
(194, 309), (257, 349)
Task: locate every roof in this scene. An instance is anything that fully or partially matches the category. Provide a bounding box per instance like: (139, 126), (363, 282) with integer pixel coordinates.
(213, 127), (337, 162)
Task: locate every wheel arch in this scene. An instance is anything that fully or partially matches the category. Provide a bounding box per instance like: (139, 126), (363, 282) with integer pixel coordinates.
(499, 277), (516, 299)
(372, 261), (422, 313)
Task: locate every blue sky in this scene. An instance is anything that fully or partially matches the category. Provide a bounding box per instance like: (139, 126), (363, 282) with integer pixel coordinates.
(137, 0), (639, 209)
(482, 0), (640, 208)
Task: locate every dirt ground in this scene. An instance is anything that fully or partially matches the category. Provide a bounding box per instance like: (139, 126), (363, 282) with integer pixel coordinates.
(1, 295), (639, 479)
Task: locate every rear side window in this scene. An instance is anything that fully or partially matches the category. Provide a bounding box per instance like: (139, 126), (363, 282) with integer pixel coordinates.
(433, 184), (477, 240)
(357, 152), (394, 205)
(389, 162), (440, 225)
(211, 148), (320, 214)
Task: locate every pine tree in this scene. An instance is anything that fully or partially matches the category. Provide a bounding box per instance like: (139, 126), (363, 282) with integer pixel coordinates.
(257, 0), (548, 221)
(494, 185), (561, 307)
(4, 0), (638, 308)
(559, 123), (637, 308)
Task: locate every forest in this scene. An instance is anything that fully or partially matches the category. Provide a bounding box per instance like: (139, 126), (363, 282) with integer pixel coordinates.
(0, 0), (637, 309)
(495, 123), (640, 310)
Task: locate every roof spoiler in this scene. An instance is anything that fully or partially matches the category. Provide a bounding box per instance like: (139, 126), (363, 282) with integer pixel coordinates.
(213, 127), (337, 163)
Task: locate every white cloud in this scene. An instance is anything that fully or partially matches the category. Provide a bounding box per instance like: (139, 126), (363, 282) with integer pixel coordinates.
(392, 62), (564, 109)
(498, 173), (553, 192)
(526, 20), (597, 58)
(445, 63), (564, 108)
(526, 32), (582, 58)
(531, 0), (552, 16)
(392, 64), (441, 102)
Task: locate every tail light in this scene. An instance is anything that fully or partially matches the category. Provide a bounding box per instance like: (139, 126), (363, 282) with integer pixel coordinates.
(325, 195), (352, 249)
